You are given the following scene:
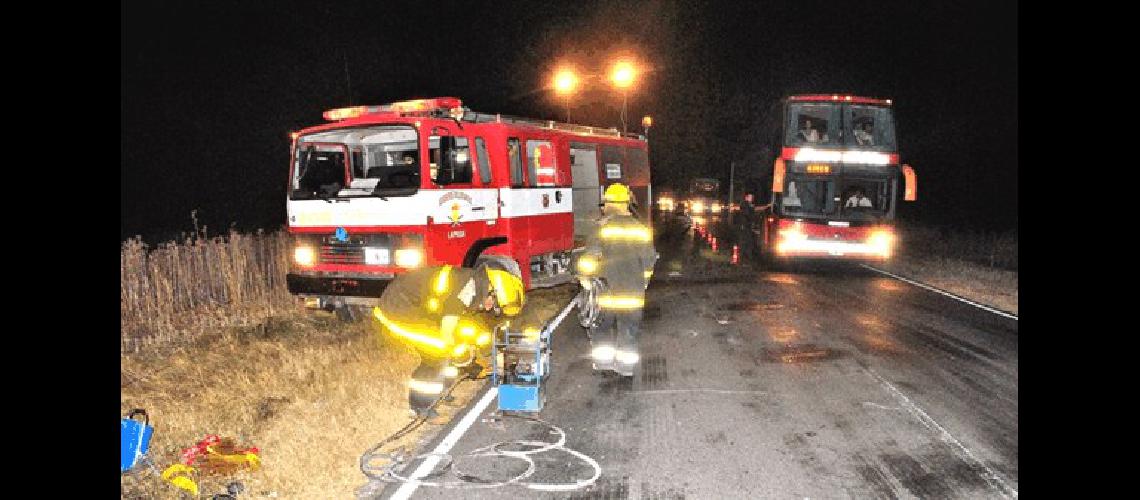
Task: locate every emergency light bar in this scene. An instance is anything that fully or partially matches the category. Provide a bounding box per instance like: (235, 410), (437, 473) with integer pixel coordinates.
(322, 97), (464, 121)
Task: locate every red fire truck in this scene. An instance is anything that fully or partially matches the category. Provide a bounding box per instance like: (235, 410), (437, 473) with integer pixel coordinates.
(754, 94), (916, 261)
(285, 97), (651, 318)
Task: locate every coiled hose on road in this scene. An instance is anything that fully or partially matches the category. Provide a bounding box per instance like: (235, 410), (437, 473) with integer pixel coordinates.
(358, 374), (600, 493)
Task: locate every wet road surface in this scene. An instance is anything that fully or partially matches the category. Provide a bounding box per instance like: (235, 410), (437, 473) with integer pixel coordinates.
(375, 215), (1018, 499)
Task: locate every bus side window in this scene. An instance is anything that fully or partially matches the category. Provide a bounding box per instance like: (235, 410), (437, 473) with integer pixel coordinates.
(475, 137), (492, 185)
(508, 138), (524, 187)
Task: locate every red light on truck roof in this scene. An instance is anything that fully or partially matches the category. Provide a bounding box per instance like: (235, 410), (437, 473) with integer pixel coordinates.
(322, 106), (370, 121)
(322, 97), (464, 121)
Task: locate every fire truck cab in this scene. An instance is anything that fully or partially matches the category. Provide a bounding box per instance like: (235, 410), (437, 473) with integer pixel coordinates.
(754, 94), (916, 261)
(285, 98), (651, 315)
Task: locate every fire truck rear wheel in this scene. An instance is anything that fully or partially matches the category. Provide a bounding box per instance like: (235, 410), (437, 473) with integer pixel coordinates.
(335, 305), (367, 323)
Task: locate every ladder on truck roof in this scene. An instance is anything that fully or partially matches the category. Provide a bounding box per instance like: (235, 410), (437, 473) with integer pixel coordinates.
(464, 111), (646, 141)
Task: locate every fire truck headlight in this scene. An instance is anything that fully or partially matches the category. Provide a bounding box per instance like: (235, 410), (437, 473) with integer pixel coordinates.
(394, 248), (424, 268)
(868, 229), (895, 257)
(294, 246), (316, 267)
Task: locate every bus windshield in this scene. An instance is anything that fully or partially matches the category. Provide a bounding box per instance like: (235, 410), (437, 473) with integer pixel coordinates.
(780, 174), (893, 219)
(785, 102), (897, 150)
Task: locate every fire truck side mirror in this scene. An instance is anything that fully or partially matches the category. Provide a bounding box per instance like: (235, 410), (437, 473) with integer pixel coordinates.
(772, 159), (785, 194)
(902, 164), (917, 201)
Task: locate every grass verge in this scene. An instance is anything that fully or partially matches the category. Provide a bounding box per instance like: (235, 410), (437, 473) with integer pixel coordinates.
(880, 225), (1018, 315)
(121, 311), (425, 498)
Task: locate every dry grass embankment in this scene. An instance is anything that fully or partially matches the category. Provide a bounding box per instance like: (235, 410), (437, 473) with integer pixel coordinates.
(121, 229), (433, 498)
(121, 228), (579, 498)
(882, 225), (1018, 315)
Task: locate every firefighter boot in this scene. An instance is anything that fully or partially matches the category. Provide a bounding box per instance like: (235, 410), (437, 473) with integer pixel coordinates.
(613, 317), (640, 378)
(408, 358), (448, 417)
(589, 320), (617, 373)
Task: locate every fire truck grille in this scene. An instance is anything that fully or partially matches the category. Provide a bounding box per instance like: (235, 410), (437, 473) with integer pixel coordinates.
(320, 244), (364, 265)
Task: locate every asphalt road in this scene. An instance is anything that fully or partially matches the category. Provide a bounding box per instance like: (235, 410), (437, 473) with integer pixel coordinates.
(374, 215), (1018, 499)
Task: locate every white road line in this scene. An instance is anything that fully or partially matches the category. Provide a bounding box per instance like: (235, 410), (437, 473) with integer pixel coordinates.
(633, 389), (768, 396)
(866, 368), (1017, 499)
(860, 264), (1018, 321)
(389, 385), (499, 500)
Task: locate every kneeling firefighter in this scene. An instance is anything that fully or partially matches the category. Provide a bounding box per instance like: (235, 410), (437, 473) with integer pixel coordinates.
(372, 259), (527, 415)
(574, 183), (658, 377)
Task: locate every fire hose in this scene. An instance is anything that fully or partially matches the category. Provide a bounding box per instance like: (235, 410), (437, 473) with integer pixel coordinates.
(359, 412), (599, 492)
(359, 293), (600, 492)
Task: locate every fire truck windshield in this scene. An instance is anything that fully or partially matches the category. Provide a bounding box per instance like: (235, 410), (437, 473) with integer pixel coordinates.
(786, 103), (896, 150)
(291, 125), (421, 200)
(780, 175), (893, 220)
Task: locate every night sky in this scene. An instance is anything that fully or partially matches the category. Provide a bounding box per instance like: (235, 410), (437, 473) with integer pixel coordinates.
(121, 0), (1017, 242)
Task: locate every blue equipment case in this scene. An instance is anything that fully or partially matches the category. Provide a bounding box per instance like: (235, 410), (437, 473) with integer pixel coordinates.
(121, 409), (153, 473)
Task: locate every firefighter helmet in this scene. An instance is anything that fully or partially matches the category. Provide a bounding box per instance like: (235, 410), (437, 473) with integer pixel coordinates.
(474, 261), (526, 316)
(603, 183), (632, 204)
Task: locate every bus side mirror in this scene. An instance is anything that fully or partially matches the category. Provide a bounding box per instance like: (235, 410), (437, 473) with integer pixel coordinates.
(772, 159), (785, 194)
(902, 164), (917, 201)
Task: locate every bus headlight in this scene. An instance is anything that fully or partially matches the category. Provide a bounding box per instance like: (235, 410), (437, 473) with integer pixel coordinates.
(394, 248), (424, 268)
(776, 227), (807, 254)
(294, 246), (316, 266)
(867, 229), (895, 257)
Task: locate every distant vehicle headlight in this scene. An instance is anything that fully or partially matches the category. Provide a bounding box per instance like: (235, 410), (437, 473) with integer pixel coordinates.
(711, 202), (722, 212)
(691, 201), (705, 213)
(294, 246), (316, 266)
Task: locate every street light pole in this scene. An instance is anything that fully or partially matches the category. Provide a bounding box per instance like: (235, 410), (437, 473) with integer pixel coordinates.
(728, 161), (736, 225)
(609, 59), (636, 134)
(621, 90), (628, 134)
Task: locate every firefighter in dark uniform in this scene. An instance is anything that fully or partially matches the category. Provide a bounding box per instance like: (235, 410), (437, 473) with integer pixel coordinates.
(575, 183), (658, 377)
(372, 259), (527, 415)
(736, 193), (758, 260)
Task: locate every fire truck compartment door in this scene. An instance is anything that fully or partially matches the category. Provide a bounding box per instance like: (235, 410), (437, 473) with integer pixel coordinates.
(570, 147), (600, 240)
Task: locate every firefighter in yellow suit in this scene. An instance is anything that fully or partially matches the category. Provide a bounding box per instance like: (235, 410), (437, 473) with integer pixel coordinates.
(372, 259), (527, 415)
(575, 183), (658, 377)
